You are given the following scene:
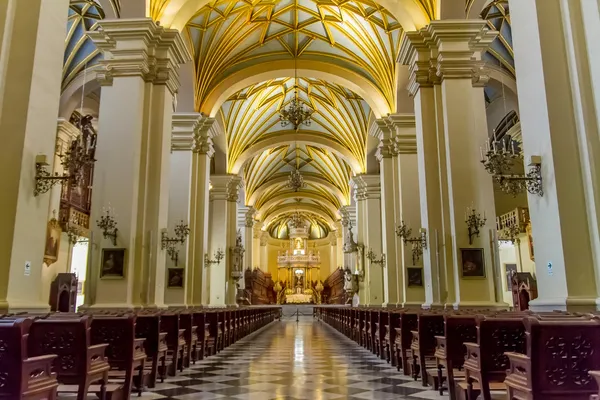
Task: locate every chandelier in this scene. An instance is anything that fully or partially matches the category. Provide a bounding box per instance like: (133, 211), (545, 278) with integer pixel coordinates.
(279, 54), (313, 130)
(290, 212), (304, 228)
(287, 168), (306, 192)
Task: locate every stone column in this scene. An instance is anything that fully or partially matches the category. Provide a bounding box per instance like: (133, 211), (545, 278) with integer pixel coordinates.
(243, 207), (256, 289)
(190, 118), (214, 306)
(87, 19), (191, 308)
(259, 231), (269, 273)
(376, 137), (401, 307)
(0, 0), (69, 312)
(329, 233), (338, 276)
(401, 21), (502, 309)
(208, 174), (241, 306)
(165, 113), (205, 306)
(351, 175), (384, 305)
(252, 224), (262, 270)
(508, 0), (600, 310)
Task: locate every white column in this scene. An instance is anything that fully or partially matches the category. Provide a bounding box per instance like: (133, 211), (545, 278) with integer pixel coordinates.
(509, 0), (600, 310)
(259, 231), (269, 272)
(0, 0), (69, 312)
(252, 224), (261, 269)
(88, 19), (191, 308)
(329, 233), (338, 276)
(208, 174), (241, 306)
(352, 175), (384, 305)
(164, 113), (203, 306)
(377, 138), (400, 306)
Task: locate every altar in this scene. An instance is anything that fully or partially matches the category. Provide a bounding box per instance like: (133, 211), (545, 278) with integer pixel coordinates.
(275, 213), (323, 304)
(285, 293), (313, 304)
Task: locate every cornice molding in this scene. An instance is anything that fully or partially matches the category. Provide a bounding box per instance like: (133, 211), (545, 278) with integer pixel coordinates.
(399, 20), (498, 95)
(88, 18), (192, 95)
(171, 112), (200, 151)
(210, 174), (242, 202)
(350, 174), (381, 201)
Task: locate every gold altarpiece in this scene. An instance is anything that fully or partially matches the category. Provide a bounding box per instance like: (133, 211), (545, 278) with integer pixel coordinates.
(276, 225), (321, 304)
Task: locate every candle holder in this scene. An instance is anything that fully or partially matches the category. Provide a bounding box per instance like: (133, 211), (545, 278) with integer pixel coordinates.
(96, 207), (118, 246)
(395, 221), (428, 265)
(465, 207), (486, 245)
(480, 138), (543, 197)
(501, 223), (522, 245)
(366, 249), (386, 266)
(161, 220), (190, 266)
(204, 248), (224, 267)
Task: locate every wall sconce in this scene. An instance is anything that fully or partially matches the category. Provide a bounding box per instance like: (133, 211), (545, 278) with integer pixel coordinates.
(96, 206), (118, 246)
(480, 138), (543, 197)
(366, 248), (386, 266)
(395, 221), (428, 265)
(204, 248), (224, 267)
(354, 269), (365, 282)
(501, 223), (521, 245)
(34, 155), (69, 196)
(161, 220), (190, 266)
(465, 207), (486, 245)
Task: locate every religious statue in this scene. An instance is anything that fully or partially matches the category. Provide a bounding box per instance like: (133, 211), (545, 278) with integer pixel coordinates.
(343, 267), (354, 292)
(295, 238), (303, 250)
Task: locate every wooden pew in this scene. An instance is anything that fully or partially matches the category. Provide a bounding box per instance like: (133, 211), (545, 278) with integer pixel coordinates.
(27, 315), (112, 400)
(191, 311), (207, 361)
(90, 315), (146, 398)
(409, 312), (445, 386)
(394, 311), (418, 375)
(504, 317), (600, 400)
(0, 318), (58, 400)
(178, 312), (198, 368)
(134, 314), (168, 388)
(462, 316), (527, 400)
(159, 313), (186, 376)
(434, 314), (477, 399)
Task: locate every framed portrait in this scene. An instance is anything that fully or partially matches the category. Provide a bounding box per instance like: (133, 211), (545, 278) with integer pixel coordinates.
(526, 223), (534, 261)
(44, 218), (62, 266)
(407, 267), (423, 287)
(100, 248), (126, 279)
(460, 248), (485, 278)
(504, 263), (518, 290)
(167, 268), (184, 288)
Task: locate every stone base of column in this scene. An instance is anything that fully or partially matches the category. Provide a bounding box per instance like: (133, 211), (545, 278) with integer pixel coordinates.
(3, 301), (51, 314)
(422, 302), (445, 309)
(530, 297), (600, 313)
(401, 301), (424, 309)
(451, 301), (508, 310)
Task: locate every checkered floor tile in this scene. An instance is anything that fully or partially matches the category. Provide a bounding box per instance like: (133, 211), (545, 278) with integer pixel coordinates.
(139, 316), (451, 399)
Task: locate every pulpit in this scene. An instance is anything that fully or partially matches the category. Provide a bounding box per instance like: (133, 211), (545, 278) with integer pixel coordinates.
(510, 272), (537, 311)
(49, 273), (78, 312)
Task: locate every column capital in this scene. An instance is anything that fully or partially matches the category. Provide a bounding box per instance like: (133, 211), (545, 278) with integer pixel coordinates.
(210, 174), (242, 202)
(259, 231), (269, 246)
(400, 20), (497, 93)
(172, 113), (202, 151)
(245, 207), (256, 227)
(56, 118), (80, 155)
(88, 18), (192, 95)
(350, 174), (381, 200)
(374, 114), (417, 155)
(253, 223), (263, 238)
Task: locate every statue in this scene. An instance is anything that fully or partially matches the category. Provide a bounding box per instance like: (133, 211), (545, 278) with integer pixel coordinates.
(343, 267), (354, 292)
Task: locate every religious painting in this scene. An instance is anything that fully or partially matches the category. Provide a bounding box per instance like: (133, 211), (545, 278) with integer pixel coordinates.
(407, 267), (423, 287)
(526, 223), (534, 261)
(100, 248), (126, 279)
(504, 263), (518, 290)
(460, 248), (486, 278)
(167, 268), (184, 288)
(44, 218), (62, 266)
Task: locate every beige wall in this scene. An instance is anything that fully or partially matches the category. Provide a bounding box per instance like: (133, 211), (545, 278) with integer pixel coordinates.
(498, 235), (536, 306)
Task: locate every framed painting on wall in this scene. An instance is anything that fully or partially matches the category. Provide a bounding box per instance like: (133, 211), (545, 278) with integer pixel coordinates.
(44, 218), (62, 266)
(167, 268), (184, 288)
(100, 248), (126, 279)
(526, 223), (534, 261)
(407, 267), (423, 287)
(504, 263), (518, 290)
(460, 248), (485, 278)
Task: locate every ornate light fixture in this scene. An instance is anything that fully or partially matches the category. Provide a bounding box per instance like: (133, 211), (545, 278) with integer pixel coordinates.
(35, 65), (97, 196)
(96, 206), (118, 246)
(287, 143), (307, 192)
(366, 248), (386, 266)
(500, 223), (522, 245)
(480, 139), (543, 197)
(204, 249), (224, 267)
(161, 220), (190, 266)
(395, 221), (428, 265)
(289, 211), (304, 228)
(465, 206), (486, 245)
(279, 55), (312, 130)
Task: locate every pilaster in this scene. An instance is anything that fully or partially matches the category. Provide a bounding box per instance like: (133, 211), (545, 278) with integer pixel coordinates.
(87, 18), (191, 309)
(208, 174), (241, 306)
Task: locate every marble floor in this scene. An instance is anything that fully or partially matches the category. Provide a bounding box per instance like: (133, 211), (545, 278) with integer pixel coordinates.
(138, 316), (449, 400)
